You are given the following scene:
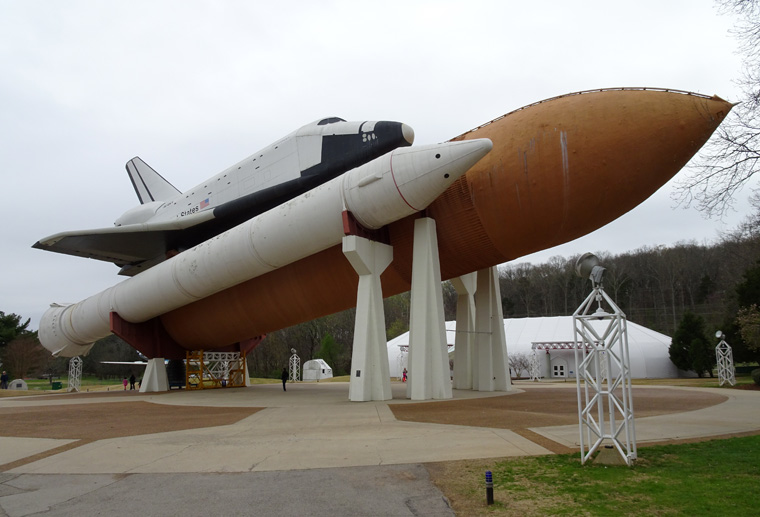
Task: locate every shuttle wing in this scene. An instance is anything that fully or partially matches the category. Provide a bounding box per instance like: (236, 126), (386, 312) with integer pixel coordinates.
(34, 227), (171, 265)
(33, 210), (215, 274)
(35, 173), (353, 275)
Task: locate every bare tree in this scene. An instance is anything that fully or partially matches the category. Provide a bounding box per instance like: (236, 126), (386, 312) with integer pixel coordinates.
(2, 335), (49, 379)
(675, 0), (760, 216)
(508, 353), (531, 378)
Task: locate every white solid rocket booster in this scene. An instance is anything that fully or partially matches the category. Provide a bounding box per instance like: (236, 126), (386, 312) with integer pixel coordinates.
(40, 138), (493, 357)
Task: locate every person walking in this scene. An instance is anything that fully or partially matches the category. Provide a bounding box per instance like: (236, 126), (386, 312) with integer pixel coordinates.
(122, 377), (128, 390)
(0, 371), (8, 389)
(281, 367), (288, 391)
(129, 373), (136, 390)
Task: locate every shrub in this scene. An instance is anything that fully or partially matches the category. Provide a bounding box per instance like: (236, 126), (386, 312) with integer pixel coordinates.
(752, 368), (760, 386)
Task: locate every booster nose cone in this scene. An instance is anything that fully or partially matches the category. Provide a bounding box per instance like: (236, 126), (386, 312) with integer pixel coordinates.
(393, 138), (493, 211)
(344, 138), (492, 230)
(401, 123), (415, 145)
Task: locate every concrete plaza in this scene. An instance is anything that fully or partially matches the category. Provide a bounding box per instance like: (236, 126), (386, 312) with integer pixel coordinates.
(0, 381), (758, 516)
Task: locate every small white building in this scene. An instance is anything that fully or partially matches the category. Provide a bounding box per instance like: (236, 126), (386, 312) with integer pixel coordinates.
(7, 378), (29, 390)
(387, 316), (680, 380)
(302, 359), (333, 381)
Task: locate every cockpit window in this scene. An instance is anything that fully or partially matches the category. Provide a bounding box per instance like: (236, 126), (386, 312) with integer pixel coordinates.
(317, 117), (346, 125)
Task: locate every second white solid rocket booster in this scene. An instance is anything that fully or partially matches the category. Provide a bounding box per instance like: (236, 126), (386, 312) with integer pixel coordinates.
(39, 138), (493, 357)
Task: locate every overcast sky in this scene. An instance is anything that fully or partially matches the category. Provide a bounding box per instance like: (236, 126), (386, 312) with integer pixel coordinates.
(1, 0), (756, 331)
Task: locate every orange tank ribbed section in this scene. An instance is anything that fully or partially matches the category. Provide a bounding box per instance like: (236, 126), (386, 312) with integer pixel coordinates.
(160, 89), (732, 349)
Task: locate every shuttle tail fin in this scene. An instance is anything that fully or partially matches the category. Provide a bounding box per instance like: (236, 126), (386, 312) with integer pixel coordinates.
(126, 157), (182, 204)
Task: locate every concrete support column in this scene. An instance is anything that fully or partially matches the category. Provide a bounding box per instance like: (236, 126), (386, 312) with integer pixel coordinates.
(451, 272), (477, 390)
(140, 358), (169, 392)
(545, 351), (553, 379)
(343, 235), (393, 402)
(406, 218), (452, 401)
(474, 266), (511, 392)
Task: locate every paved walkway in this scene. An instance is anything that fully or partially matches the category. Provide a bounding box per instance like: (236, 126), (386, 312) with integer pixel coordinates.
(0, 383), (548, 474)
(528, 384), (760, 447)
(0, 381), (757, 516)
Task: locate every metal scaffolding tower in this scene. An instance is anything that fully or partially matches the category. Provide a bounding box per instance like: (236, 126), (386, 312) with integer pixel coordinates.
(289, 349), (301, 382)
(67, 356), (82, 392)
(529, 349), (541, 381)
(573, 253), (636, 466)
(715, 331), (736, 387)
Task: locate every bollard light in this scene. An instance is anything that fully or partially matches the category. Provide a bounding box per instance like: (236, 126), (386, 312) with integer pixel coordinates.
(485, 470), (494, 505)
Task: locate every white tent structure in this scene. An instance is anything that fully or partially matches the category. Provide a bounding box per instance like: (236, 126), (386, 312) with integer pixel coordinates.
(302, 359), (333, 381)
(387, 321), (456, 380)
(387, 316), (679, 380)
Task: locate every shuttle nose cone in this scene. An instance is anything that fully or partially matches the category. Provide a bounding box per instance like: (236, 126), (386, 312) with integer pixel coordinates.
(401, 123), (415, 145)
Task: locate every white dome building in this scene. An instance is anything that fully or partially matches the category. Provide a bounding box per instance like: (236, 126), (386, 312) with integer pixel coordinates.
(387, 316), (679, 380)
(302, 359), (333, 381)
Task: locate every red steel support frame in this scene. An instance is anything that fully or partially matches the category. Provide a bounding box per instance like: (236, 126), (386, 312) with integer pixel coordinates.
(111, 312), (265, 360)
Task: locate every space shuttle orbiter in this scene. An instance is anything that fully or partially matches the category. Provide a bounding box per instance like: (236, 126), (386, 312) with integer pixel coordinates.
(33, 118), (414, 276)
(34, 88), (733, 361)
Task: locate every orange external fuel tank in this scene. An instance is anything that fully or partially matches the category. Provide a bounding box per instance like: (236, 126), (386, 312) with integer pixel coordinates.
(160, 88), (732, 349)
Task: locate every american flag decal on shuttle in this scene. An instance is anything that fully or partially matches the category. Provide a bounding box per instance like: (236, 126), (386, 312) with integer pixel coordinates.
(200, 198), (209, 209)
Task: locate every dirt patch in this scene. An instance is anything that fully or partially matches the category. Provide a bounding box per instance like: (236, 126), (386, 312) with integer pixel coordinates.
(511, 428), (575, 454)
(0, 401), (262, 441)
(21, 389), (167, 400)
(733, 383), (760, 391)
(389, 387), (727, 429)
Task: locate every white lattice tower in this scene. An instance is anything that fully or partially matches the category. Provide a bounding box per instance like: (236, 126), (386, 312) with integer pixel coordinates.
(716, 338), (736, 387)
(203, 352), (246, 387)
(573, 285), (636, 466)
(397, 346), (408, 380)
(289, 353), (301, 382)
(529, 349), (541, 381)
(67, 356), (82, 392)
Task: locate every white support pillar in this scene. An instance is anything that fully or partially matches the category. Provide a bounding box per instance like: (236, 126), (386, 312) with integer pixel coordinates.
(343, 235), (393, 402)
(244, 360), (251, 387)
(473, 266), (511, 392)
(451, 272), (477, 390)
(406, 218), (452, 400)
(140, 358), (169, 392)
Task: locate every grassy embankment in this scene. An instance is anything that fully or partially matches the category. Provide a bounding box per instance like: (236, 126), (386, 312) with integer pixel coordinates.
(432, 434), (760, 516)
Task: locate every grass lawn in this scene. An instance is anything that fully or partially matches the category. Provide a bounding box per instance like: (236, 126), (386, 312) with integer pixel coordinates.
(0, 376), (349, 396)
(432, 435), (760, 516)
(631, 375), (756, 389)
(0, 377), (125, 396)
